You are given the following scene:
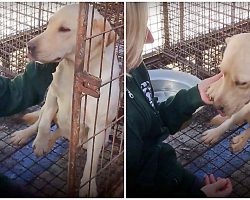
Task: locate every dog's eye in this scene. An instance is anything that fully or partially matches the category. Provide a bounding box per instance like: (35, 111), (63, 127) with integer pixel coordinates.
(235, 80), (247, 86)
(58, 27), (71, 32)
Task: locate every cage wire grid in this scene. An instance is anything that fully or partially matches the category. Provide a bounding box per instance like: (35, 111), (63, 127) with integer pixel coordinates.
(69, 2), (124, 196)
(143, 2), (250, 197)
(0, 2), (124, 197)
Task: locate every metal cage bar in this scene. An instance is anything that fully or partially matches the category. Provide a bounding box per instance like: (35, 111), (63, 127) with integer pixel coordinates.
(68, 3), (89, 197)
(143, 2), (250, 197)
(0, 2), (124, 197)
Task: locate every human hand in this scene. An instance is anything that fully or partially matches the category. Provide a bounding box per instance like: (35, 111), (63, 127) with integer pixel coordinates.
(204, 174), (217, 185)
(201, 174), (232, 197)
(198, 73), (223, 105)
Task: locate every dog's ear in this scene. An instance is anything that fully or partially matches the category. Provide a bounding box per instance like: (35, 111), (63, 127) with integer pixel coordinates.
(105, 30), (116, 47)
(93, 18), (104, 32)
(92, 19), (116, 47)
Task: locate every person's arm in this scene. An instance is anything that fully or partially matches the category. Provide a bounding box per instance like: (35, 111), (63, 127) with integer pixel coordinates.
(181, 167), (207, 197)
(158, 73), (223, 135)
(0, 62), (58, 117)
(0, 174), (32, 197)
(158, 85), (203, 134)
(126, 122), (143, 181)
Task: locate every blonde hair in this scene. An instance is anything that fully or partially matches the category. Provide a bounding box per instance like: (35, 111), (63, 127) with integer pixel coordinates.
(126, 3), (148, 70)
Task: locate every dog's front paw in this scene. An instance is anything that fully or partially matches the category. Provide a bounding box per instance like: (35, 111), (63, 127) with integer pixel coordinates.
(32, 137), (49, 157)
(10, 130), (31, 146)
(79, 182), (97, 197)
(231, 135), (247, 152)
(201, 129), (221, 145)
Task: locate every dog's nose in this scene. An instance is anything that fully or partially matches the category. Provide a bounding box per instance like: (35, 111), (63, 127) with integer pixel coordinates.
(27, 42), (36, 53)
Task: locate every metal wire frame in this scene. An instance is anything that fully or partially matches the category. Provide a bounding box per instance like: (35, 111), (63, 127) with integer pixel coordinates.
(0, 113), (123, 197)
(143, 2), (164, 57)
(143, 2), (250, 197)
(165, 106), (250, 197)
(0, 2), (70, 77)
(144, 2), (250, 77)
(0, 2), (124, 77)
(69, 4), (123, 196)
(0, 2), (124, 197)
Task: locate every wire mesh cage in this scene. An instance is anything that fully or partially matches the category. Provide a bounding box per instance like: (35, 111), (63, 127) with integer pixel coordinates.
(143, 2), (250, 197)
(0, 2), (123, 197)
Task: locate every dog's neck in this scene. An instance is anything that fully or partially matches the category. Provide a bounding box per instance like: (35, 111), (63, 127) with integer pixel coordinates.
(64, 53), (76, 64)
(63, 45), (105, 71)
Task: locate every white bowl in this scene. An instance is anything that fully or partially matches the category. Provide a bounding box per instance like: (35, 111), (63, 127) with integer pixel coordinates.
(148, 69), (201, 103)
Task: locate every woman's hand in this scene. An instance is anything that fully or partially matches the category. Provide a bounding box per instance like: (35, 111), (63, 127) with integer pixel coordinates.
(201, 174), (232, 197)
(198, 73), (223, 105)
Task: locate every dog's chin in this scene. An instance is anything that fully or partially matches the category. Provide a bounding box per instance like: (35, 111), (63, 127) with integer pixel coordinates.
(224, 106), (241, 117)
(52, 57), (63, 62)
(27, 53), (36, 61)
(27, 53), (62, 64)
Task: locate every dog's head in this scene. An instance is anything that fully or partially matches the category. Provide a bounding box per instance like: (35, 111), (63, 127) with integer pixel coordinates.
(27, 4), (115, 63)
(211, 33), (250, 116)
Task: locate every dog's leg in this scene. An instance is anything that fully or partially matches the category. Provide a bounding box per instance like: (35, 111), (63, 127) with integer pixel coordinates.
(79, 124), (89, 149)
(104, 126), (111, 147)
(210, 114), (245, 126)
(32, 89), (58, 157)
(230, 115), (250, 152)
(47, 128), (62, 150)
(10, 110), (44, 146)
(22, 110), (40, 125)
(201, 118), (234, 145)
(10, 121), (39, 146)
(79, 125), (105, 197)
(209, 115), (230, 126)
(231, 127), (250, 152)
(201, 104), (250, 145)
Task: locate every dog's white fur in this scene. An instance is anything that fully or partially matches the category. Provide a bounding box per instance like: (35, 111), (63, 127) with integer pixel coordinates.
(10, 4), (120, 197)
(201, 33), (250, 152)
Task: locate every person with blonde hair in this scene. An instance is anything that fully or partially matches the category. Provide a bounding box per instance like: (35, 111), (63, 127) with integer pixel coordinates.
(126, 2), (232, 197)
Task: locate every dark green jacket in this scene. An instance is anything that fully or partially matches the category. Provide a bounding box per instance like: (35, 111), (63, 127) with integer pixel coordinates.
(0, 61), (57, 196)
(126, 62), (206, 197)
(0, 62), (58, 117)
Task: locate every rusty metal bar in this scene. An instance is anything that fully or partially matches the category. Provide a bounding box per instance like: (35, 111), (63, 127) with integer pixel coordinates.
(86, 3), (108, 194)
(163, 3), (170, 47)
(85, 25), (123, 40)
(0, 2), (124, 197)
(38, 3), (42, 27)
(102, 3), (122, 193)
(101, 3), (119, 168)
(79, 115), (124, 148)
(68, 3), (89, 197)
(231, 2), (236, 24)
(79, 150), (124, 190)
(179, 2), (184, 42)
(144, 19), (250, 66)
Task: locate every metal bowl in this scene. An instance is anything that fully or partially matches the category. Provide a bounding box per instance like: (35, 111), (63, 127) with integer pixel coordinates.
(148, 69), (201, 103)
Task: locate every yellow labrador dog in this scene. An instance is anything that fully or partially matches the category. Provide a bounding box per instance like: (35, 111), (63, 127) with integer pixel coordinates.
(201, 33), (250, 152)
(10, 4), (120, 197)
